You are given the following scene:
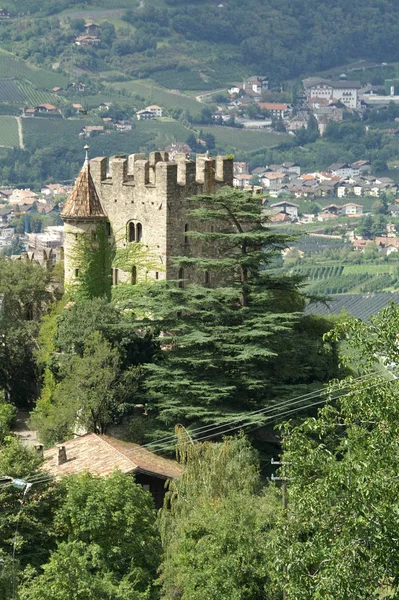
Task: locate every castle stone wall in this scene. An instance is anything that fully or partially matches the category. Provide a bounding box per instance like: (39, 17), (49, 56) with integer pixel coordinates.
(90, 152), (233, 284)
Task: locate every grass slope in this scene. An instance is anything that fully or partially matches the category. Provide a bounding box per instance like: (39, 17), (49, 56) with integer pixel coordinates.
(201, 126), (291, 152)
(112, 80), (203, 117)
(0, 50), (68, 89)
(0, 116), (19, 147)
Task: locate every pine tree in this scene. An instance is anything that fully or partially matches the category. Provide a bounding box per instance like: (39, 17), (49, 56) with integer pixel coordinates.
(130, 187), (338, 430)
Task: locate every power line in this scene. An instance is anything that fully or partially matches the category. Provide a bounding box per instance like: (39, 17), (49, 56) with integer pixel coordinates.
(2, 372), (386, 491)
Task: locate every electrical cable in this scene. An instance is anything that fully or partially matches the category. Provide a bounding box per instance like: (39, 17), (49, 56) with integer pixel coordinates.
(8, 371), (387, 489)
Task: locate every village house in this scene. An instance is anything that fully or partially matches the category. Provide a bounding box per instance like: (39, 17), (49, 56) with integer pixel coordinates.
(270, 200), (299, 219)
(145, 105), (163, 117)
(28, 226), (64, 252)
(243, 76), (269, 95)
(287, 115), (308, 131)
(351, 159), (371, 175)
(261, 172), (287, 189)
(165, 142), (192, 161)
(303, 77), (361, 109)
(85, 21), (100, 36)
(42, 433), (182, 508)
(136, 109), (155, 121)
(79, 125), (105, 138)
(34, 103), (58, 114)
(0, 8), (10, 18)
(258, 102), (290, 119)
(41, 183), (70, 197)
(328, 163), (356, 178)
(340, 202), (363, 216)
(52, 86), (63, 94)
(0, 207), (14, 225)
(233, 173), (253, 189)
(234, 161), (249, 175)
(75, 35), (100, 46)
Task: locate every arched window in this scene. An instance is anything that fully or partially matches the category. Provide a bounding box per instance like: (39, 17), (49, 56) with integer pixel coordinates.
(131, 265), (137, 285)
(128, 222), (135, 242)
(136, 222), (143, 242)
(184, 224), (189, 245)
(178, 267), (184, 289)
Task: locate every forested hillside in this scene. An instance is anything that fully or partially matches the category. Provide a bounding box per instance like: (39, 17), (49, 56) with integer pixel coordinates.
(0, 0), (398, 81)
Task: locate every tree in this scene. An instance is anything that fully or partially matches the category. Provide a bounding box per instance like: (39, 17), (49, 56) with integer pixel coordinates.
(32, 331), (141, 443)
(0, 257), (53, 406)
(21, 472), (161, 600)
(159, 430), (279, 600)
(0, 437), (58, 597)
(130, 187), (337, 431)
(273, 304), (399, 598)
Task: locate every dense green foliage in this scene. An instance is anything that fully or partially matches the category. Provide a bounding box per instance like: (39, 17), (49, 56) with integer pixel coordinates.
(125, 188), (340, 433)
(0, 257), (53, 406)
(160, 431), (279, 600)
(20, 471), (161, 600)
(275, 305), (399, 598)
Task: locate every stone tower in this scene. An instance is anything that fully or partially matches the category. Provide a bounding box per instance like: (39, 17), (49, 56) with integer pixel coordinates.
(62, 149), (233, 288)
(61, 147), (109, 286)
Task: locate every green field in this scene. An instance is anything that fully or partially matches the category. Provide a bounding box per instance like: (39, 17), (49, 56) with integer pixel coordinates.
(200, 126), (291, 152)
(22, 117), (85, 150)
(112, 80), (203, 116)
(0, 116), (19, 147)
(16, 81), (58, 106)
(0, 50), (68, 89)
(0, 80), (24, 103)
(21, 115), (192, 156)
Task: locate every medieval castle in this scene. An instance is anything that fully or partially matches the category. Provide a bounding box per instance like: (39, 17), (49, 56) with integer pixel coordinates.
(60, 149), (233, 287)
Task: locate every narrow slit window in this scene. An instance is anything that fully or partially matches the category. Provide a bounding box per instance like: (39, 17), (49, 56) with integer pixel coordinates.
(132, 266), (137, 285)
(184, 224), (189, 245)
(204, 270), (210, 285)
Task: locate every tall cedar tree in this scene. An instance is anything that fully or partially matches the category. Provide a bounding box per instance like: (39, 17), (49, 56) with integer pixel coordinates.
(131, 187), (317, 429)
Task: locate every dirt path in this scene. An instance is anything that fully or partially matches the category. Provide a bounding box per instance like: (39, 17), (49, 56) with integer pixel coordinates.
(195, 88), (227, 103)
(12, 411), (38, 447)
(16, 116), (24, 149)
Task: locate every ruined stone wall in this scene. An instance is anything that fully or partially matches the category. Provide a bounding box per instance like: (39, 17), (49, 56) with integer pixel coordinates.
(90, 151), (233, 284)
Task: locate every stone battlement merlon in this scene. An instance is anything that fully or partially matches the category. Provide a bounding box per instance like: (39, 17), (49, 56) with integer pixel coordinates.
(89, 153), (233, 192)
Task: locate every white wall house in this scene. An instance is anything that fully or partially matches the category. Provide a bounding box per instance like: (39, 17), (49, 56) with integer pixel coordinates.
(303, 78), (361, 109)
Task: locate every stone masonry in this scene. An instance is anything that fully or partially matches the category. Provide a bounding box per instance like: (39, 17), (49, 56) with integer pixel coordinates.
(87, 151), (234, 285)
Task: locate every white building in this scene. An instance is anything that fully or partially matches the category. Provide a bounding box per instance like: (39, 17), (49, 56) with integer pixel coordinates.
(303, 78), (361, 109)
(145, 105), (163, 117)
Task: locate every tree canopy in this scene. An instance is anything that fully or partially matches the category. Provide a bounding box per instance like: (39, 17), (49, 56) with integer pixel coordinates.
(274, 304), (399, 598)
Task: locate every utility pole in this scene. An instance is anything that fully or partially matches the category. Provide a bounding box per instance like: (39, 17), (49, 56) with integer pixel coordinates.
(271, 458), (290, 599)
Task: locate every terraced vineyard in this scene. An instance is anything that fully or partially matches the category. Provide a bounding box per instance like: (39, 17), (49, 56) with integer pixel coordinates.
(0, 79), (57, 106)
(0, 80), (25, 103)
(0, 116), (20, 147)
(16, 81), (58, 106)
(22, 118), (85, 149)
(0, 51), (68, 89)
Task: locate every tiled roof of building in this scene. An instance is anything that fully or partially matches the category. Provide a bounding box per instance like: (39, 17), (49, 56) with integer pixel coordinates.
(43, 433), (182, 480)
(61, 154), (107, 220)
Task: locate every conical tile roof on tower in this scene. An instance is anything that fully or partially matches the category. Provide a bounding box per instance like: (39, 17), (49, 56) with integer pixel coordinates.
(61, 146), (107, 221)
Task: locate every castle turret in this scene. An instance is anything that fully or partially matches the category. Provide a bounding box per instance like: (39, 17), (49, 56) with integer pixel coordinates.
(61, 147), (109, 286)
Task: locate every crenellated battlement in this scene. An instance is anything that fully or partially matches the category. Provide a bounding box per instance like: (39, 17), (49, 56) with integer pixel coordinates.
(90, 152), (233, 193)
(66, 149), (234, 287)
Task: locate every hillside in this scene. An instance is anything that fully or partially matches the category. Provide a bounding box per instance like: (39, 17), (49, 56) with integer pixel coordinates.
(0, 0), (398, 85)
